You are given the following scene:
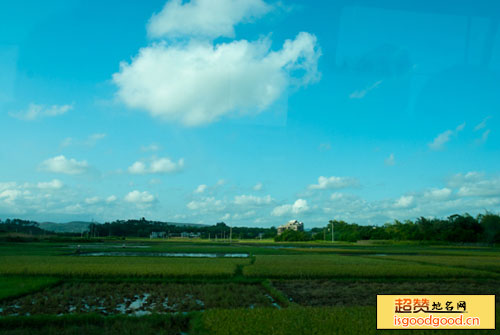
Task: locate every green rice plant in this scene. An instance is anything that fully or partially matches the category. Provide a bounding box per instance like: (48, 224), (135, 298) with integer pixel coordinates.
(198, 306), (499, 335)
(0, 256), (250, 278)
(0, 276), (60, 300)
(367, 255), (500, 273)
(242, 255), (498, 279)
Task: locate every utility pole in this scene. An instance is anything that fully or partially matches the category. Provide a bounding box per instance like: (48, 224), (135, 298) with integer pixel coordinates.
(229, 226), (232, 244)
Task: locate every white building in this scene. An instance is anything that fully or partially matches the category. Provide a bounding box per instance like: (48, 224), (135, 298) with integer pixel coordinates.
(277, 220), (304, 235)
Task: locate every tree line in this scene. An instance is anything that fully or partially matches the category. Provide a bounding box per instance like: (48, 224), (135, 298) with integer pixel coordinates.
(304, 213), (499, 243)
(1, 213), (499, 244)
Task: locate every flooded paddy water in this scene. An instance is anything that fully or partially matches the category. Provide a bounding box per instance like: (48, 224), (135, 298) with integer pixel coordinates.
(0, 282), (276, 316)
(76, 252), (249, 258)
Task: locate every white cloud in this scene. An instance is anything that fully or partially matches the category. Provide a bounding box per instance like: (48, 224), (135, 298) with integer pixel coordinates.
(423, 188), (452, 200)
(428, 123), (465, 150)
(60, 133), (106, 148)
(394, 195), (414, 208)
(41, 155), (89, 175)
(253, 182), (263, 191)
(141, 144), (161, 152)
(385, 153), (395, 166)
(124, 190), (156, 206)
(147, 0), (272, 39)
(128, 161), (147, 174)
(450, 172), (500, 197)
(187, 197), (225, 212)
(86, 133), (106, 146)
(85, 196), (100, 205)
(271, 198), (309, 216)
(475, 129), (490, 145)
(194, 184), (208, 193)
(0, 189), (23, 204)
(10, 103), (73, 121)
(234, 194), (273, 206)
(37, 179), (63, 190)
(308, 176), (359, 190)
(113, 32), (320, 126)
(349, 80), (382, 99)
(151, 157), (184, 173)
(106, 195), (117, 203)
(128, 157), (184, 174)
(474, 117), (490, 131)
(428, 130), (453, 151)
(330, 192), (344, 200)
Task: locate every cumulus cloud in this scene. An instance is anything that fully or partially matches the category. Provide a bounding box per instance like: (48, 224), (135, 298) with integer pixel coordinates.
(124, 190), (156, 207)
(194, 184), (207, 193)
(41, 155), (89, 175)
(234, 194), (273, 206)
(147, 0), (272, 39)
(114, 0), (321, 127)
(271, 199), (309, 216)
(128, 157), (184, 174)
(187, 197), (225, 212)
(85, 196), (100, 205)
(308, 176), (359, 190)
(428, 123), (465, 151)
(449, 172), (500, 197)
(37, 179), (63, 190)
(10, 103), (73, 121)
(423, 188), (452, 200)
(106, 195), (117, 203)
(393, 195), (414, 208)
(253, 182), (263, 191)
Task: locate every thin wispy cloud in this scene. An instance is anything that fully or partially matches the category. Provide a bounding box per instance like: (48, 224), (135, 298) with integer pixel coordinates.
(428, 123), (465, 151)
(10, 103), (73, 121)
(385, 153), (395, 166)
(474, 116), (491, 131)
(349, 80), (382, 99)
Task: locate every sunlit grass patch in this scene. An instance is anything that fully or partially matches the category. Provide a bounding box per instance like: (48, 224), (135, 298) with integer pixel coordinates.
(242, 255), (498, 278)
(0, 256), (250, 278)
(367, 255), (500, 273)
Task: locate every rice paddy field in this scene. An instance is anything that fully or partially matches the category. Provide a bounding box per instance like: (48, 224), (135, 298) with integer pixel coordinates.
(0, 240), (498, 334)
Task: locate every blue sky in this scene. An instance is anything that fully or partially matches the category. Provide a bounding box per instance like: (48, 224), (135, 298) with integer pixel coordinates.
(1, 0), (499, 227)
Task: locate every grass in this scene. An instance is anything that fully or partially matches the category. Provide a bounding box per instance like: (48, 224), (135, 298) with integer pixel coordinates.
(367, 255), (500, 273)
(197, 306), (500, 335)
(0, 313), (190, 335)
(0, 241), (499, 334)
(0, 256), (250, 278)
(242, 255), (498, 278)
(0, 276), (61, 301)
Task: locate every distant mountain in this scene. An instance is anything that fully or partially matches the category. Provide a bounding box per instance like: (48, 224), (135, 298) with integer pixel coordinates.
(39, 221), (205, 233)
(39, 221), (93, 233)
